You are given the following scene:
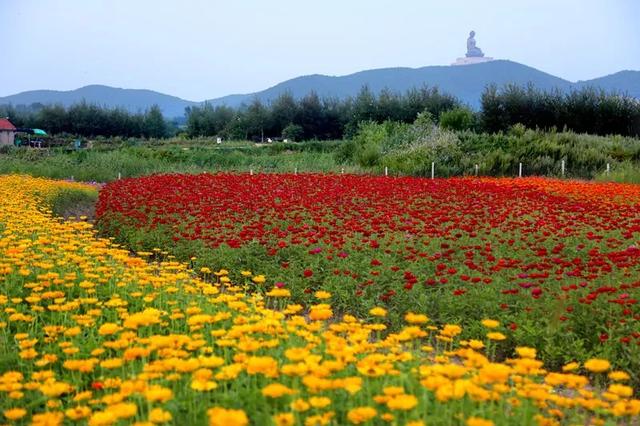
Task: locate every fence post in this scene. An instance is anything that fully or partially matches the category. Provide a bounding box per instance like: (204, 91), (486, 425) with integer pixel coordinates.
(519, 163), (523, 178)
(250, 169), (253, 176)
(384, 166), (388, 176)
(475, 164), (479, 176)
(294, 167), (297, 175)
(431, 162), (435, 180)
(118, 172), (121, 180)
(606, 163), (610, 175)
(561, 160), (565, 177)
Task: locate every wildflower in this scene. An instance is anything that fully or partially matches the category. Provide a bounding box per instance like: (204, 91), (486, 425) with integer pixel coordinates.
(262, 383), (296, 398)
(314, 290), (331, 299)
(404, 312), (429, 324)
(308, 396), (331, 408)
(467, 417), (494, 426)
(144, 385), (173, 403)
(3, 408), (27, 420)
(347, 406), (377, 424)
(207, 407), (248, 426)
(149, 408), (172, 423)
(369, 307), (387, 317)
(481, 319), (500, 328)
(515, 347), (536, 359)
(486, 332), (506, 341)
(273, 413), (295, 426)
(387, 394), (418, 410)
(584, 358), (610, 373)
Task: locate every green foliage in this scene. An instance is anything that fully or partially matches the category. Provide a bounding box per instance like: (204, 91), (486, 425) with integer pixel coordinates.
(0, 102), (171, 138)
(281, 123), (304, 141)
(481, 84), (640, 137)
(439, 106), (476, 131)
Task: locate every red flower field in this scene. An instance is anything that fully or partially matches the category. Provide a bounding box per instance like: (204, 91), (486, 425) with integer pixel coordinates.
(97, 174), (640, 376)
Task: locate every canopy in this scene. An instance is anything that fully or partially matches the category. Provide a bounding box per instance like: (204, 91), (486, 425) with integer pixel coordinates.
(32, 129), (47, 136)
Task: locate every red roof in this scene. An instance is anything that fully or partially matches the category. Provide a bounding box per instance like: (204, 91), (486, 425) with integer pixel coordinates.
(0, 118), (16, 131)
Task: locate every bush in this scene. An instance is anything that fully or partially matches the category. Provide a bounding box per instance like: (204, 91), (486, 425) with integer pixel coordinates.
(439, 107), (476, 131)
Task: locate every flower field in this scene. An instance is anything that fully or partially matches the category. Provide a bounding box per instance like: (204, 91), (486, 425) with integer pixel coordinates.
(1, 175), (640, 426)
(97, 174), (640, 377)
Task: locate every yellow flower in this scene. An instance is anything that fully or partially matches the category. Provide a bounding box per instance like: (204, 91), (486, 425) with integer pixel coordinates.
(3, 408), (27, 420)
(405, 312), (429, 324)
(98, 323), (121, 335)
(273, 413), (295, 426)
(486, 332), (506, 341)
(207, 407), (248, 426)
(149, 408), (172, 423)
(308, 396), (331, 408)
(314, 290), (332, 299)
(607, 384), (633, 398)
(144, 385), (173, 403)
(515, 347), (536, 359)
(386, 394), (418, 410)
(481, 319), (500, 328)
(290, 399), (310, 412)
(467, 417), (494, 426)
(369, 307), (387, 317)
(562, 362), (579, 372)
(608, 371), (630, 381)
(347, 406), (377, 424)
(252, 275), (266, 284)
(262, 383), (296, 398)
(65, 405), (92, 420)
(584, 358), (610, 373)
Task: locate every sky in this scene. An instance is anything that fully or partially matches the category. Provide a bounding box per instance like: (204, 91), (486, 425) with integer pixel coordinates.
(1, 0), (639, 101)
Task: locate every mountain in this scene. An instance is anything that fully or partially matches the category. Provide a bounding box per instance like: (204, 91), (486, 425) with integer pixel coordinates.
(0, 85), (197, 118)
(1, 61), (639, 117)
(574, 70), (640, 99)
(205, 60), (574, 108)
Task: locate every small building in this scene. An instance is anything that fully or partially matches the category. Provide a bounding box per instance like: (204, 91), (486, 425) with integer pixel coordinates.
(0, 118), (16, 146)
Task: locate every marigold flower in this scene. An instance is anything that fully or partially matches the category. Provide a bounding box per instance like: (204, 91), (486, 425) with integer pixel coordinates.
(481, 319), (500, 328)
(486, 332), (506, 341)
(467, 417), (494, 426)
(584, 358), (610, 373)
(369, 307), (387, 317)
(347, 406), (377, 424)
(262, 383), (296, 398)
(207, 407), (248, 426)
(3, 408), (27, 420)
(273, 413), (295, 426)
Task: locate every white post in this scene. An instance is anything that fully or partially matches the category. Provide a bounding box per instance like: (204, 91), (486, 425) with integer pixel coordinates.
(561, 160), (565, 177)
(250, 169), (253, 176)
(431, 162), (435, 180)
(118, 172), (121, 180)
(294, 167), (297, 175)
(606, 163), (610, 175)
(341, 167), (344, 174)
(70, 176), (74, 181)
(519, 163), (523, 178)
(384, 166), (388, 176)
(475, 164), (479, 176)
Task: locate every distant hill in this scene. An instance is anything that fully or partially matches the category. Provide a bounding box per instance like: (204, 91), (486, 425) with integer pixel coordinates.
(1, 61), (639, 117)
(206, 60), (574, 108)
(0, 85), (197, 118)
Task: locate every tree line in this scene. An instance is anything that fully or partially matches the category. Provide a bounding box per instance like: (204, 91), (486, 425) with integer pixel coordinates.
(182, 84), (640, 139)
(1, 84), (639, 140)
(0, 102), (169, 138)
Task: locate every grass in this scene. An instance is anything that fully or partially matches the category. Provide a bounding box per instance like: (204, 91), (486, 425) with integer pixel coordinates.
(0, 140), (358, 182)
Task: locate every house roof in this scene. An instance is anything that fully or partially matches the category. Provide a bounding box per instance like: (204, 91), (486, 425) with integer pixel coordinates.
(0, 118), (16, 131)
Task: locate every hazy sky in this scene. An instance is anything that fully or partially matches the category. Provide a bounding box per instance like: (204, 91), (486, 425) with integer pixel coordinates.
(2, 0), (639, 100)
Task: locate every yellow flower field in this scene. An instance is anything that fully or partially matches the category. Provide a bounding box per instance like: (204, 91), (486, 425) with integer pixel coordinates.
(0, 175), (638, 425)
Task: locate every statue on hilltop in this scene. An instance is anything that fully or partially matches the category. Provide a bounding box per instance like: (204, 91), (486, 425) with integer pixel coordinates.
(466, 30), (484, 58)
